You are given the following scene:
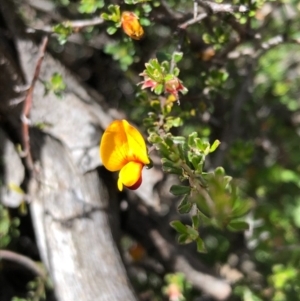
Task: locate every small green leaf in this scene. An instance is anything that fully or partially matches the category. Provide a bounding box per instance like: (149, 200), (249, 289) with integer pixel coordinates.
(202, 33), (212, 44)
(231, 200), (253, 218)
(101, 13), (109, 20)
(140, 18), (151, 26)
(164, 74), (174, 81)
(192, 215), (200, 229)
(172, 136), (185, 144)
(162, 160), (182, 175)
(170, 185), (191, 196)
(156, 52), (172, 63)
(177, 143), (189, 162)
(178, 233), (192, 244)
(202, 141), (210, 155)
(196, 237), (207, 253)
(173, 67), (180, 76)
(78, 0), (104, 14)
(188, 152), (203, 171)
(210, 139), (221, 153)
(107, 26), (117, 35)
(227, 220), (249, 232)
(52, 23), (73, 44)
(44, 72), (67, 98)
(215, 166), (225, 176)
(185, 225), (199, 240)
(156, 143), (171, 159)
(188, 132), (198, 147)
(170, 220), (187, 234)
(173, 52), (183, 63)
(154, 83), (164, 95)
(148, 133), (162, 144)
(178, 195), (193, 214)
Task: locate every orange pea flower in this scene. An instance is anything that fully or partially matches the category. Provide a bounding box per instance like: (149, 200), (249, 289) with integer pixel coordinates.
(121, 11), (144, 40)
(100, 120), (150, 191)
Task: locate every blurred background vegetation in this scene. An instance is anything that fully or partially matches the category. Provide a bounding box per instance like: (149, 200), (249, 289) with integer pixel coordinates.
(1, 0), (300, 300)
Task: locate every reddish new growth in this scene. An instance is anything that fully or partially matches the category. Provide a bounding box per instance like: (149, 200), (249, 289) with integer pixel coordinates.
(139, 73), (187, 99)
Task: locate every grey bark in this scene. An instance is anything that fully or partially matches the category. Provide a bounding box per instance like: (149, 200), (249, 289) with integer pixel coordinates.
(29, 131), (137, 301)
(17, 41), (138, 301)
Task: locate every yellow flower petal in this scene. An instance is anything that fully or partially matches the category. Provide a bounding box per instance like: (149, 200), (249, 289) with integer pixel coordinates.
(118, 161), (143, 191)
(100, 120), (130, 171)
(122, 120), (150, 166)
(100, 120), (150, 172)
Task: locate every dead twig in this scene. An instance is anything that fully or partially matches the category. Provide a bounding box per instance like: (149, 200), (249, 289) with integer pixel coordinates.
(179, 0), (248, 29)
(179, 13), (207, 29)
(196, 0), (248, 14)
(0, 249), (47, 280)
(27, 17), (104, 35)
(21, 36), (48, 171)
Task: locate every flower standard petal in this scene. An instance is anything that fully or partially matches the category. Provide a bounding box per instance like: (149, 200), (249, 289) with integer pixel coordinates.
(100, 120), (130, 171)
(118, 161), (144, 191)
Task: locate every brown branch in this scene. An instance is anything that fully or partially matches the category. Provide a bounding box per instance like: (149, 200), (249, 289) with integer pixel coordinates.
(21, 36), (48, 171)
(0, 249), (47, 280)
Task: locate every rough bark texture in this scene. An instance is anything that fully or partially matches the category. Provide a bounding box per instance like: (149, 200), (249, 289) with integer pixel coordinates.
(29, 131), (137, 301)
(17, 40), (138, 301)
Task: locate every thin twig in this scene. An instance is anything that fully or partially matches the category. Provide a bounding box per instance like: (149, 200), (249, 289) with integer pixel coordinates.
(21, 36), (48, 171)
(179, 13), (207, 29)
(255, 35), (300, 58)
(196, 0), (248, 14)
(0, 249), (47, 280)
(193, 0), (198, 19)
(27, 17), (104, 35)
(179, 1), (248, 29)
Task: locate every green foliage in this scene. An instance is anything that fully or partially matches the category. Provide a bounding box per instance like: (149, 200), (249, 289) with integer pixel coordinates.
(104, 40), (135, 71)
(43, 73), (67, 98)
(142, 54), (251, 251)
(101, 5), (121, 24)
(78, 0), (104, 14)
(52, 23), (73, 45)
(11, 277), (47, 301)
(0, 204), (20, 248)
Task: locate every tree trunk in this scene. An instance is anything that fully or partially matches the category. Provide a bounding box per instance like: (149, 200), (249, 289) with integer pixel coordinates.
(29, 131), (137, 301)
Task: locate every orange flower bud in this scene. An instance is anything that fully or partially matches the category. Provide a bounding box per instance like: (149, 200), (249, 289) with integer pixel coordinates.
(100, 120), (150, 191)
(121, 11), (144, 40)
